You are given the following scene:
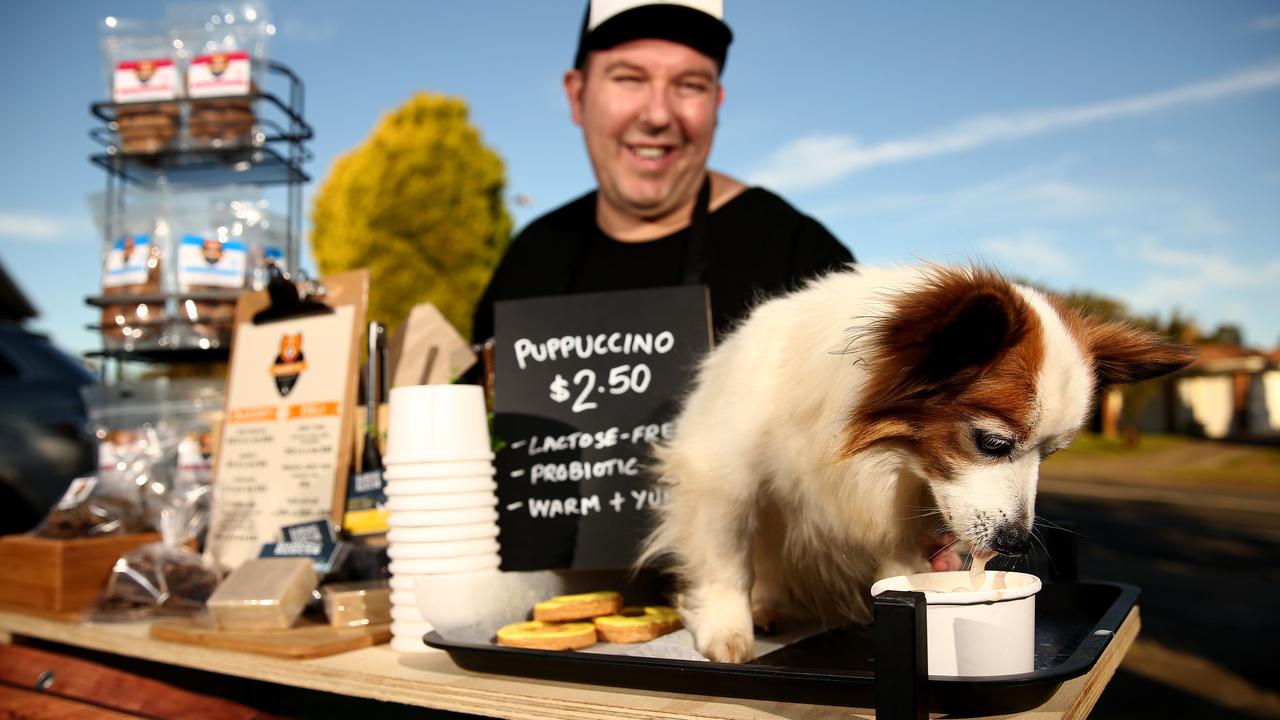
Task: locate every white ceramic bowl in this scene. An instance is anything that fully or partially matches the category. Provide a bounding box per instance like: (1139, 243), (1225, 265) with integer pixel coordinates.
(385, 384), (491, 463)
(387, 538), (501, 560)
(386, 523), (500, 543)
(384, 491), (497, 513)
(389, 554), (501, 575)
(870, 570), (1042, 677)
(386, 507), (498, 528)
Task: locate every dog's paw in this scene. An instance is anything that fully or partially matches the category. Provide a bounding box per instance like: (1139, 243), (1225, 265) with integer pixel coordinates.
(751, 603), (784, 635)
(697, 627), (755, 663)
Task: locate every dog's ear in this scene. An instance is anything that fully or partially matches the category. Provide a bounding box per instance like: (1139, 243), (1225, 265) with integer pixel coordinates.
(1084, 321), (1198, 386)
(882, 268), (1030, 384)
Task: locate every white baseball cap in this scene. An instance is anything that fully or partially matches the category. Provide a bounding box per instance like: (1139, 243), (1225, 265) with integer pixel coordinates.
(573, 0), (733, 69)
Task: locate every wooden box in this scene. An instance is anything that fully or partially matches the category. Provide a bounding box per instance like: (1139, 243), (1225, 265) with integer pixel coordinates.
(0, 533), (160, 616)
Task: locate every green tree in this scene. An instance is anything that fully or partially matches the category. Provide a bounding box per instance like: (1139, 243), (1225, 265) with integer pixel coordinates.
(311, 93), (512, 338)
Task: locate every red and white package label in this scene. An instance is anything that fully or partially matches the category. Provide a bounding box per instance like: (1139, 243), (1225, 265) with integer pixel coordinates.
(114, 58), (178, 103)
(187, 51), (252, 98)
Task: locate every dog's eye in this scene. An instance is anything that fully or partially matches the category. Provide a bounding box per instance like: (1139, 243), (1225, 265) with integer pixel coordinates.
(974, 431), (1014, 458)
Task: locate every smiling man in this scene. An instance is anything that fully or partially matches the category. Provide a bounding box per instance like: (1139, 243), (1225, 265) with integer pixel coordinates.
(472, 0), (853, 345)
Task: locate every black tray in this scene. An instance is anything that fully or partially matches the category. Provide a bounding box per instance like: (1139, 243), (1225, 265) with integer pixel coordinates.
(425, 580), (1137, 715)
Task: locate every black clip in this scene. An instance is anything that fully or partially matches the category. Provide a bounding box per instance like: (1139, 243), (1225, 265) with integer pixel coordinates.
(252, 265), (333, 325)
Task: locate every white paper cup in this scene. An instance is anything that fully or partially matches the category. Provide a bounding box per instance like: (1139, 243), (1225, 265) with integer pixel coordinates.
(389, 576), (417, 592)
(389, 555), (501, 576)
(382, 461), (496, 479)
(384, 477), (498, 496)
(387, 538), (501, 560)
(389, 634), (440, 654)
(389, 590), (419, 606)
(390, 604), (426, 622)
(385, 384), (492, 463)
(386, 523), (500, 543)
(870, 570), (1042, 677)
(385, 492), (497, 513)
(391, 619), (435, 637)
(386, 507), (499, 528)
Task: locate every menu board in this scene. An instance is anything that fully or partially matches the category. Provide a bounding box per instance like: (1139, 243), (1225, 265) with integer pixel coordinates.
(493, 286), (712, 570)
(206, 270), (368, 572)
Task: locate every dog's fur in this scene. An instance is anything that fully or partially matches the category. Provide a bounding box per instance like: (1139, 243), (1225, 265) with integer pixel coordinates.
(641, 265), (1196, 663)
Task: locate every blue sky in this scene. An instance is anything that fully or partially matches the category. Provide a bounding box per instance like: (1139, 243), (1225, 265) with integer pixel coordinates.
(2, 1), (1278, 356)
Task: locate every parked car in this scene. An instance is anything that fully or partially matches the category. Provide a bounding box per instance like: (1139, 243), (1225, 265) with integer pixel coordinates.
(0, 323), (97, 534)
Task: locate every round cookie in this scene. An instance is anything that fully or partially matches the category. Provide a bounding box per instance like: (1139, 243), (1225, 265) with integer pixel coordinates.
(594, 606), (682, 643)
(496, 621), (597, 651)
(532, 591), (623, 622)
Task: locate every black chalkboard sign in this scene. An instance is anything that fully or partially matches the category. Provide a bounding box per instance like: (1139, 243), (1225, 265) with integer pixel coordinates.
(493, 286), (712, 570)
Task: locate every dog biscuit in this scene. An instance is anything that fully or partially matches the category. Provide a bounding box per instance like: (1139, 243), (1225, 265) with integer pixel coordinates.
(593, 606), (682, 643)
(496, 620), (597, 651)
(532, 591), (622, 622)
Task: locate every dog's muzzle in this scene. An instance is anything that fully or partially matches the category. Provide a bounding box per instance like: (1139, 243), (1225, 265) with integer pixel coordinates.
(993, 526), (1031, 556)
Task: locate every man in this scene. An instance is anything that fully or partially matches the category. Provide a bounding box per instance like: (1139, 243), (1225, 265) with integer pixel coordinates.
(472, 0), (853, 344)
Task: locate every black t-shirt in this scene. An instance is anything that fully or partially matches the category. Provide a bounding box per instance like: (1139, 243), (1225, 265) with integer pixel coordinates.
(471, 187), (854, 344)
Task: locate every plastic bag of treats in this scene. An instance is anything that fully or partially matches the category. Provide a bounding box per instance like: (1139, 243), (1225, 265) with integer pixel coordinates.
(90, 494), (220, 621)
(30, 472), (149, 540)
(91, 191), (169, 351)
(81, 378), (224, 530)
(169, 1), (272, 149)
(100, 17), (181, 154)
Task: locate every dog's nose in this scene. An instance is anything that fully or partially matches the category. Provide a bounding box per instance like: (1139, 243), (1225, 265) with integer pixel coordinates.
(993, 527), (1031, 556)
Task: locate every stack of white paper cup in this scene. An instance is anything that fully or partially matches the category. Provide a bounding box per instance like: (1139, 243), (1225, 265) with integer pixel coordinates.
(382, 384), (501, 654)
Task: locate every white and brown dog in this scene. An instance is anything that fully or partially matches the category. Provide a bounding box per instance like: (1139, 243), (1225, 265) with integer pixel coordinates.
(641, 264), (1195, 663)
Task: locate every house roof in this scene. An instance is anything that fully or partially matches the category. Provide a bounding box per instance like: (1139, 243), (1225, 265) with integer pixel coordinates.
(0, 259), (37, 323)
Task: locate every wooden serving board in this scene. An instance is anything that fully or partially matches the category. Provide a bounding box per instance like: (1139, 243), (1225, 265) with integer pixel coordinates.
(150, 617), (391, 659)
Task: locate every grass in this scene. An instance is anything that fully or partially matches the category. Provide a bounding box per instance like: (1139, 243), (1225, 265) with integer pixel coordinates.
(1043, 433), (1280, 490)
(1051, 433), (1193, 458)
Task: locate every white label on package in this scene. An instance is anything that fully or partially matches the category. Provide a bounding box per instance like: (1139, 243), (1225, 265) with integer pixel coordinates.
(178, 234), (247, 289)
(113, 58), (178, 103)
(103, 234), (152, 288)
(57, 476), (99, 510)
(187, 51), (252, 98)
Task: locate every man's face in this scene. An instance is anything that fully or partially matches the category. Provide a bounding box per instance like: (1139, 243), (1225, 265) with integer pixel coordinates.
(565, 39), (723, 224)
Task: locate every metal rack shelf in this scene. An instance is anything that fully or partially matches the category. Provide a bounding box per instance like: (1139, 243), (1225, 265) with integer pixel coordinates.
(86, 60), (311, 370)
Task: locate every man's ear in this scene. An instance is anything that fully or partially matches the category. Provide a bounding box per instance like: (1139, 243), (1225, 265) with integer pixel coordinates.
(1085, 321), (1198, 386)
(564, 69), (586, 127)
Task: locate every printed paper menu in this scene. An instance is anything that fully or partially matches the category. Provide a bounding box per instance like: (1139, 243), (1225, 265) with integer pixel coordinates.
(207, 305), (355, 571)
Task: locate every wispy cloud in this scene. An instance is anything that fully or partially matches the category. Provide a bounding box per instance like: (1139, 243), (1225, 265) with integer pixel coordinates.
(750, 63), (1280, 192)
(0, 212), (66, 241)
(977, 231), (1075, 275)
(1248, 14), (1280, 32)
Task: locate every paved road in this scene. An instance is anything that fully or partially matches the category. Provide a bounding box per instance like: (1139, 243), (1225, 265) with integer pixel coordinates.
(1032, 478), (1280, 719)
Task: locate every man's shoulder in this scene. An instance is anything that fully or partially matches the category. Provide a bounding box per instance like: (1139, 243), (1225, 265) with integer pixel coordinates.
(723, 186), (812, 222)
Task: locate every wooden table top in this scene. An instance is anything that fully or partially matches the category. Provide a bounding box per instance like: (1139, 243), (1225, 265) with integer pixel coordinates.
(0, 606), (1138, 719)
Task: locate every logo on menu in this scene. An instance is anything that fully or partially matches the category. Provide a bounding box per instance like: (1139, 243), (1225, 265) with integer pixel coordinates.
(202, 237), (224, 264)
(270, 333), (308, 396)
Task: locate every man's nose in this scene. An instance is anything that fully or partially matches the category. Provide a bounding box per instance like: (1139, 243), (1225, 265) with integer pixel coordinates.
(639, 86), (674, 128)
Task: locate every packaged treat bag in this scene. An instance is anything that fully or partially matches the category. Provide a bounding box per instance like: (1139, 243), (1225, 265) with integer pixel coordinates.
(170, 1), (273, 148)
(173, 191), (249, 299)
(31, 473), (148, 540)
(80, 379), (224, 531)
(101, 18), (180, 153)
(92, 192), (168, 350)
(90, 498), (220, 621)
